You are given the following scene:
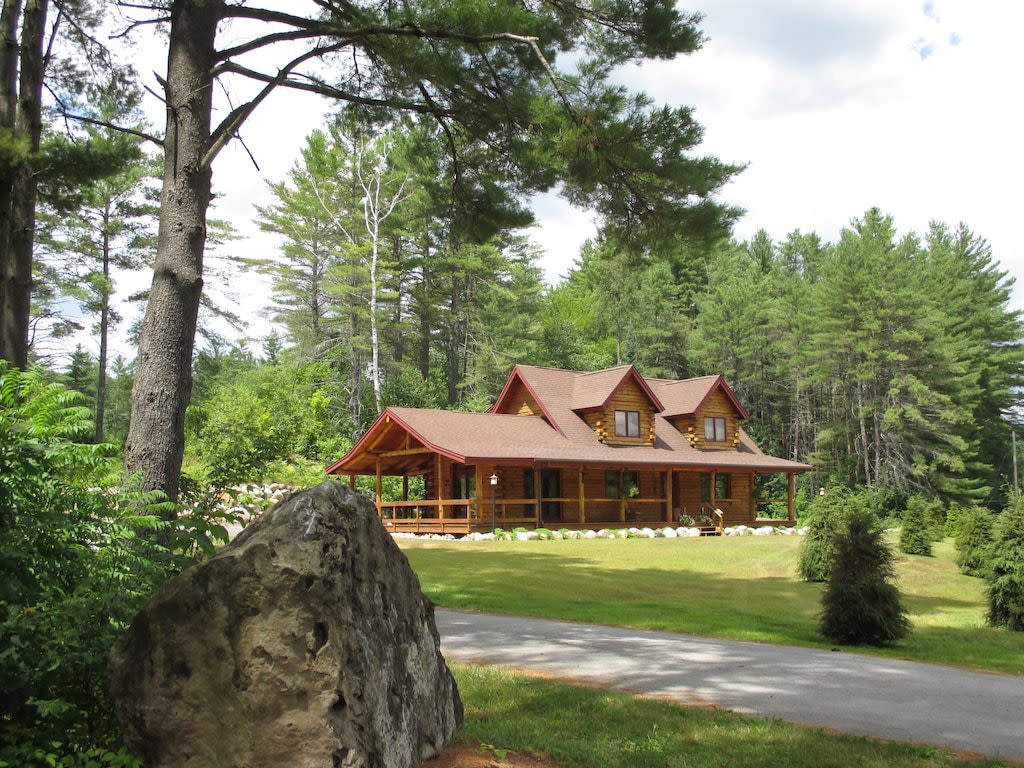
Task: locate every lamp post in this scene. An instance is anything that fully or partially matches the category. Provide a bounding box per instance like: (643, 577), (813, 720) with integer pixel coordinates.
(490, 472), (498, 533)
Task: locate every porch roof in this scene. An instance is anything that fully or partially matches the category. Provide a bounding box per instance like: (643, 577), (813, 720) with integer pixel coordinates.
(327, 405), (812, 475)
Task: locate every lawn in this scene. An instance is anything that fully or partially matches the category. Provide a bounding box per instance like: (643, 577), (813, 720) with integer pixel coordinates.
(451, 662), (1010, 767)
(402, 535), (1024, 675)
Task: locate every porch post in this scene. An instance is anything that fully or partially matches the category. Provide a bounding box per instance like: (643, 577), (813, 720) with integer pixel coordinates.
(619, 469), (626, 523)
(578, 468), (586, 525)
(665, 469), (673, 524)
(348, 473), (356, 490)
(533, 467), (542, 527)
(787, 473), (796, 523)
(436, 453), (445, 520)
(475, 464), (484, 523)
(710, 470), (717, 507)
(402, 475), (408, 501)
(375, 459), (382, 516)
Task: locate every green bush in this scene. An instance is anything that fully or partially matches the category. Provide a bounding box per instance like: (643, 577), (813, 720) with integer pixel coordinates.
(899, 496), (933, 556)
(798, 488), (856, 582)
(820, 507), (910, 646)
(860, 486), (907, 525)
(944, 504), (971, 539)
(987, 496), (1024, 631)
(0, 368), (175, 763)
(954, 508), (995, 577)
(186, 362), (350, 489)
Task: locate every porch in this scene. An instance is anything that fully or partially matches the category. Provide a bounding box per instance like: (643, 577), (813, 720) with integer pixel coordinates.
(343, 455), (798, 536)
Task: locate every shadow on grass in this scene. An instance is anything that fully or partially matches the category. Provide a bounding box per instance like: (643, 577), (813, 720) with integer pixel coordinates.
(453, 663), (1012, 768)
(403, 546), (1024, 675)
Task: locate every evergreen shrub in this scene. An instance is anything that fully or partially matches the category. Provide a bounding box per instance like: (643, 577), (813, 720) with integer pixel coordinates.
(820, 507), (911, 646)
(798, 488), (857, 582)
(954, 508), (995, 577)
(899, 496), (933, 556)
(987, 496), (1024, 631)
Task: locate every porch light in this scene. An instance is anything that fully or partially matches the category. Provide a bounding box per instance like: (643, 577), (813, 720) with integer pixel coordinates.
(490, 473), (498, 534)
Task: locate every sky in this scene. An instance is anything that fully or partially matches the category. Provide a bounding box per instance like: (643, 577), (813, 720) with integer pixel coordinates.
(58, 0), (1024, 364)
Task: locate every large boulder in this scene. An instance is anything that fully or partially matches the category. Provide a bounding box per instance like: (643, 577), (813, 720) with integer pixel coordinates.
(109, 481), (462, 768)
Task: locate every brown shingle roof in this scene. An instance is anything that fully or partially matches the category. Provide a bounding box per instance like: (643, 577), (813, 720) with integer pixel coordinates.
(327, 364), (811, 474)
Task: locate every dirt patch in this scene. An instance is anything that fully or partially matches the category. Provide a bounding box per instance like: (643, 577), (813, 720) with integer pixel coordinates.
(423, 743), (564, 768)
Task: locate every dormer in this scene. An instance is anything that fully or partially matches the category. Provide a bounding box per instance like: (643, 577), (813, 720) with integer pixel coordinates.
(662, 376), (748, 450)
(572, 365), (665, 446)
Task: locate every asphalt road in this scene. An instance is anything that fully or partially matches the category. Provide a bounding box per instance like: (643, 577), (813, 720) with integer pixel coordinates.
(436, 609), (1024, 762)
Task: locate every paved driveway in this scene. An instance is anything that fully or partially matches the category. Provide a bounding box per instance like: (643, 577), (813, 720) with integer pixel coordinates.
(436, 609), (1024, 762)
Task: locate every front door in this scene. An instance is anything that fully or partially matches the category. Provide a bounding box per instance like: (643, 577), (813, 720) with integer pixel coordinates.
(541, 469), (561, 522)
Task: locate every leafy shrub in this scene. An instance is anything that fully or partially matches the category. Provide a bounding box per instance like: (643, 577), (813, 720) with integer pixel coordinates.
(558, 528), (572, 539)
(899, 496), (933, 556)
(820, 507), (910, 646)
(987, 496), (1024, 631)
(799, 488), (857, 582)
(677, 513), (696, 526)
(860, 486), (907, 525)
(955, 508), (995, 577)
(535, 528), (555, 541)
(186, 362), (350, 489)
(944, 504), (971, 539)
(0, 366), (227, 764)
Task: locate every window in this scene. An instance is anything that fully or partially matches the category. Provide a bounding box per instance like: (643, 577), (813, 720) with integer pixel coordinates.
(704, 416), (727, 442)
(605, 470), (620, 498)
(615, 410), (641, 437)
(699, 472), (732, 501)
(523, 469), (536, 499)
(606, 470), (639, 498)
(623, 471), (639, 498)
(457, 472), (476, 499)
(715, 473), (731, 500)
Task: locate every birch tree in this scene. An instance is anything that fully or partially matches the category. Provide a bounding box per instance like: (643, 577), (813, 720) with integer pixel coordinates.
(354, 136), (409, 412)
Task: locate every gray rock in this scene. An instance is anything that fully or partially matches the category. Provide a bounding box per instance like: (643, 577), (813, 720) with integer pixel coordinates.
(108, 481), (462, 768)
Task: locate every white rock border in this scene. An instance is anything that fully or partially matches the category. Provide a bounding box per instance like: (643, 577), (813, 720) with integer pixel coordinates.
(393, 524), (807, 541)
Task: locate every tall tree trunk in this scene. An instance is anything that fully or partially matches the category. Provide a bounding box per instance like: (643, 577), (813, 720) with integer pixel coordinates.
(124, 0), (222, 501)
(0, 0), (22, 366)
(95, 209), (110, 443)
(872, 407), (882, 488)
(446, 273), (459, 405)
(418, 248), (430, 380)
(857, 380), (871, 487)
(366, 211), (381, 413)
(1, 0), (45, 368)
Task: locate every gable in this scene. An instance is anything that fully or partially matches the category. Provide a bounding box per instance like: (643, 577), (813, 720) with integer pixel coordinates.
(673, 388), (743, 450)
(493, 377), (542, 417)
(582, 376), (657, 446)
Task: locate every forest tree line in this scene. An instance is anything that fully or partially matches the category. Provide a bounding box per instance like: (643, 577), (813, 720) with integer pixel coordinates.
(48, 119), (1024, 508)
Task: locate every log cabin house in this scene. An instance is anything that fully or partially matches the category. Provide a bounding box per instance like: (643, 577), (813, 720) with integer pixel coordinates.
(326, 364), (812, 535)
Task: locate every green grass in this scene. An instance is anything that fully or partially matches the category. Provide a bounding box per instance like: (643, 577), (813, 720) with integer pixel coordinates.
(453, 662), (1010, 767)
(403, 536), (1024, 675)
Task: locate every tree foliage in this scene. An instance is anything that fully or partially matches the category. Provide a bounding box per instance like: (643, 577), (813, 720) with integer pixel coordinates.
(955, 507), (995, 578)
(899, 496), (934, 556)
(0, 362), (239, 763)
(798, 488), (854, 583)
(820, 507), (910, 647)
(986, 495), (1024, 631)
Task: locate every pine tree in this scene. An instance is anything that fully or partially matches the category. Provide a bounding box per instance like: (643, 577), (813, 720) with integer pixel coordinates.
(821, 507), (910, 646)
(987, 496), (1024, 631)
(799, 488), (854, 582)
(900, 496), (933, 556)
(956, 508), (995, 578)
(36, 125), (155, 443)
